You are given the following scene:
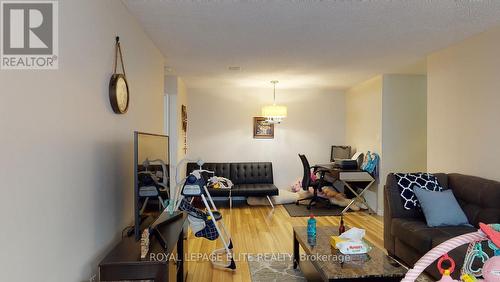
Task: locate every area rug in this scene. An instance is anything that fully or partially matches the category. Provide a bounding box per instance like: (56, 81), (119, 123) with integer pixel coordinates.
(248, 256), (306, 282)
(283, 201), (351, 217)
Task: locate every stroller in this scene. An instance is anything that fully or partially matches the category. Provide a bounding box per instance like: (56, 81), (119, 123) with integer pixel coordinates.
(173, 167), (236, 270)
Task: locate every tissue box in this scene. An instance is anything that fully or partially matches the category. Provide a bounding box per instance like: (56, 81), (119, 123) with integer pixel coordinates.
(336, 241), (369, 255)
(331, 227), (371, 254)
(330, 236), (346, 249)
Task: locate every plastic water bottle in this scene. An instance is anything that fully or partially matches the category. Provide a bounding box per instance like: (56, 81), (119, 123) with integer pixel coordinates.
(307, 214), (317, 246)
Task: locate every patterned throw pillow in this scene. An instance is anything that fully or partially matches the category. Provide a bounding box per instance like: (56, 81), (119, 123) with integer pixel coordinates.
(394, 173), (443, 210)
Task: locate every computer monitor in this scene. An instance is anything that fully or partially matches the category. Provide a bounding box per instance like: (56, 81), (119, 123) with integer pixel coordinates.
(134, 131), (169, 240)
(330, 145), (351, 162)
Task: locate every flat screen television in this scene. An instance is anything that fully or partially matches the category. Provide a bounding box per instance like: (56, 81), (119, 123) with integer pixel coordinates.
(134, 131), (169, 240)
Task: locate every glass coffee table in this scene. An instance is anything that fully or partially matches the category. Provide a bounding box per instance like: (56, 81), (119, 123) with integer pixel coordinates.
(293, 226), (406, 281)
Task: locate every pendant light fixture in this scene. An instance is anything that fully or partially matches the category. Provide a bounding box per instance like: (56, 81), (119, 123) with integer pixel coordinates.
(261, 80), (287, 124)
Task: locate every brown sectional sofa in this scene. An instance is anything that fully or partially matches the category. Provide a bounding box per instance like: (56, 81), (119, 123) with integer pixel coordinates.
(384, 173), (500, 279)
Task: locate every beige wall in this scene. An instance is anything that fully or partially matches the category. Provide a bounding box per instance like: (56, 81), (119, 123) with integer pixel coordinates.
(346, 76), (383, 154)
(346, 74), (427, 214)
(382, 74), (427, 174)
(427, 26), (500, 180)
(177, 79), (188, 164)
(0, 1), (164, 281)
(166, 76), (188, 188)
(381, 74), (427, 212)
(186, 87), (345, 189)
(345, 76), (383, 212)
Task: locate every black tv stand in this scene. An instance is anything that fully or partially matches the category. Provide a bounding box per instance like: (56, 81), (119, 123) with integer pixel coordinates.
(99, 212), (187, 282)
(125, 214), (155, 238)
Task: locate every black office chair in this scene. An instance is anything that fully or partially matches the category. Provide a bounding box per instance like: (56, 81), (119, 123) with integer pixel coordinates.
(296, 154), (334, 210)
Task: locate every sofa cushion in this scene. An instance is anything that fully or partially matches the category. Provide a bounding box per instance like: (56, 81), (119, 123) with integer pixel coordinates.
(232, 184), (278, 197)
(391, 218), (447, 251)
(394, 173), (444, 210)
(448, 173), (500, 227)
(431, 226), (478, 247)
(414, 187), (470, 227)
(230, 162), (273, 185)
(394, 238), (425, 267)
(205, 187), (231, 197)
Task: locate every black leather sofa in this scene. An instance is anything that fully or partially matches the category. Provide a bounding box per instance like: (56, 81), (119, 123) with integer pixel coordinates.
(384, 173), (500, 279)
(186, 162), (279, 206)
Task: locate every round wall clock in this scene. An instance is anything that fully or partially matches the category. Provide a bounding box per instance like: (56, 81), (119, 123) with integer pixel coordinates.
(109, 36), (129, 114)
(109, 73), (129, 114)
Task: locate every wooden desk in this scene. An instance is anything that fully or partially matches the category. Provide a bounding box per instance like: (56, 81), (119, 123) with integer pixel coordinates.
(318, 165), (376, 214)
(99, 212), (187, 282)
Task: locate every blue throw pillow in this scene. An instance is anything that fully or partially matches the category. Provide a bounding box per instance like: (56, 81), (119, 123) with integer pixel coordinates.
(413, 186), (470, 227)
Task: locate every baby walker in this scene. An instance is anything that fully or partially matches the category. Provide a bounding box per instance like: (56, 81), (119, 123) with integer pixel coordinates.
(172, 161), (236, 270)
(403, 223), (500, 282)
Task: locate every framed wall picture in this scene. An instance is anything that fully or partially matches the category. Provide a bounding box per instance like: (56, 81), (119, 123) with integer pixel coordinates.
(253, 117), (274, 139)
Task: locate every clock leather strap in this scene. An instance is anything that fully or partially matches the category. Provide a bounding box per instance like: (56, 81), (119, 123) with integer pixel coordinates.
(114, 36), (126, 78)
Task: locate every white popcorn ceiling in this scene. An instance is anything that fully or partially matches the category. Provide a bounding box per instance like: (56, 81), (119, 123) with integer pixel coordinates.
(124, 0), (500, 89)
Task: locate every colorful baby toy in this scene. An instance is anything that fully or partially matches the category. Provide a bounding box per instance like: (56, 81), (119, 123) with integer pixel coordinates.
(482, 256), (500, 281)
(402, 223), (500, 282)
(436, 254), (460, 282)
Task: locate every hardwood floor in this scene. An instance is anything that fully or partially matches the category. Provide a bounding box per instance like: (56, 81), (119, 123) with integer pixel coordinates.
(185, 205), (384, 282)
